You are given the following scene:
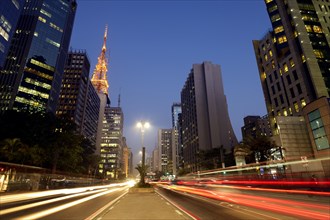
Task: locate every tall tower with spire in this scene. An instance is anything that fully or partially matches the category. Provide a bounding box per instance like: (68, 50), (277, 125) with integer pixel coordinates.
(92, 26), (111, 175)
(91, 25), (110, 95)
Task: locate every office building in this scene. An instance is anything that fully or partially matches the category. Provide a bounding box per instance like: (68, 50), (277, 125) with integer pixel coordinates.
(158, 129), (173, 174)
(99, 106), (124, 179)
(0, 0), (77, 114)
(57, 50), (100, 144)
(180, 61), (238, 172)
(0, 0), (24, 69)
(241, 115), (272, 140)
(253, 0), (330, 133)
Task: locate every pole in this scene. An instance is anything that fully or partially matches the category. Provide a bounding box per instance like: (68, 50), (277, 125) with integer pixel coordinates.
(141, 129), (145, 168)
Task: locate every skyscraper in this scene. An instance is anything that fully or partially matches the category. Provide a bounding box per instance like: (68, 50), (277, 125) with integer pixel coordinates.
(91, 26), (111, 158)
(171, 103), (181, 129)
(57, 49), (100, 144)
(0, 0), (77, 114)
(0, 0), (24, 69)
(253, 0), (330, 133)
(181, 61), (238, 172)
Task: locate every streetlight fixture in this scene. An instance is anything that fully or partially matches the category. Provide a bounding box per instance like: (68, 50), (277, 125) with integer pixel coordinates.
(136, 121), (150, 169)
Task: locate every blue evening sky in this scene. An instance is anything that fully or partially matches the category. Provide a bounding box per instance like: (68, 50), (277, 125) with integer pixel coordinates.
(70, 0), (272, 159)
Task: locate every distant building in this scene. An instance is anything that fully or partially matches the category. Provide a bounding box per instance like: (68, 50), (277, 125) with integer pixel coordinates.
(241, 115), (272, 140)
(171, 103), (181, 129)
(57, 50), (100, 144)
(0, 0), (24, 69)
(99, 106), (123, 179)
(180, 61), (238, 172)
(171, 102), (181, 175)
(152, 147), (159, 173)
(0, 0), (77, 114)
(158, 129), (173, 174)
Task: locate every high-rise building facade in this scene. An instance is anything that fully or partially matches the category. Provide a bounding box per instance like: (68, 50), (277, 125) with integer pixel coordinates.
(0, 0), (77, 114)
(57, 50), (100, 144)
(158, 129), (173, 174)
(181, 61), (238, 172)
(99, 106), (124, 179)
(253, 0), (330, 133)
(0, 0), (24, 69)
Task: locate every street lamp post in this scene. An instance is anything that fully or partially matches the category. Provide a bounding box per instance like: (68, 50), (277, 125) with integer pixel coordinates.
(137, 121), (150, 169)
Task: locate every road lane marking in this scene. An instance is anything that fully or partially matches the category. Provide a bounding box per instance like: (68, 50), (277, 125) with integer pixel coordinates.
(84, 190), (128, 220)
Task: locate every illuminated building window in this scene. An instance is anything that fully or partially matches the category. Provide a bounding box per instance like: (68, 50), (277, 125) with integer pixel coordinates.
(264, 54), (268, 61)
(294, 102), (299, 112)
(278, 35), (287, 44)
(301, 54), (306, 62)
(0, 26), (9, 41)
(18, 86), (49, 99)
(0, 15), (12, 32)
(25, 77), (51, 89)
(46, 38), (60, 47)
(30, 59), (55, 71)
(269, 50), (273, 57)
(313, 25), (322, 33)
(289, 58), (295, 67)
(272, 60), (275, 69)
(38, 16), (46, 23)
(308, 109), (329, 150)
(271, 13), (280, 22)
(313, 49), (324, 58)
(40, 9), (52, 18)
(268, 5), (278, 13)
(284, 63), (288, 72)
(301, 98), (306, 107)
(283, 108), (288, 116)
(274, 26), (284, 34)
(305, 25), (312, 32)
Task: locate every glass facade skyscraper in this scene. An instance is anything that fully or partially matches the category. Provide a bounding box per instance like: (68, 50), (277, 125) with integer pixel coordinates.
(0, 0), (24, 69)
(0, 0), (77, 114)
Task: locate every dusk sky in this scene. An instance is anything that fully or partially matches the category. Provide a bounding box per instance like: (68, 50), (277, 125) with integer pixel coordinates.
(70, 0), (272, 160)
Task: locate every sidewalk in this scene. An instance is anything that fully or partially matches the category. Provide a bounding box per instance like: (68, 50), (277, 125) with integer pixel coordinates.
(95, 189), (192, 220)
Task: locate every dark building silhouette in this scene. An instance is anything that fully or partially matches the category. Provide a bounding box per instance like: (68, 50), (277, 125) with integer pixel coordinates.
(180, 61), (238, 172)
(57, 50), (100, 145)
(0, 0), (24, 69)
(241, 115), (272, 140)
(0, 0), (77, 114)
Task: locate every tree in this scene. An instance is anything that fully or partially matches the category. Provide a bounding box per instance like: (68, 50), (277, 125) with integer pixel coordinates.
(0, 138), (27, 162)
(241, 135), (279, 163)
(135, 164), (149, 185)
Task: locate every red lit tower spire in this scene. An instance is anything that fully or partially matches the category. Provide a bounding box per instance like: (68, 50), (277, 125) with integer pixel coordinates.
(91, 25), (109, 94)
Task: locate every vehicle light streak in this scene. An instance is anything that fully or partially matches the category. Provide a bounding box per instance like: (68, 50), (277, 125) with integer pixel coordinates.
(11, 187), (127, 220)
(0, 188), (107, 216)
(0, 183), (127, 204)
(163, 185), (330, 220)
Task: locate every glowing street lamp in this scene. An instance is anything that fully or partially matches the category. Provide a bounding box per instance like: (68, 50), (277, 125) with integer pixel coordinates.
(136, 121), (150, 168)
